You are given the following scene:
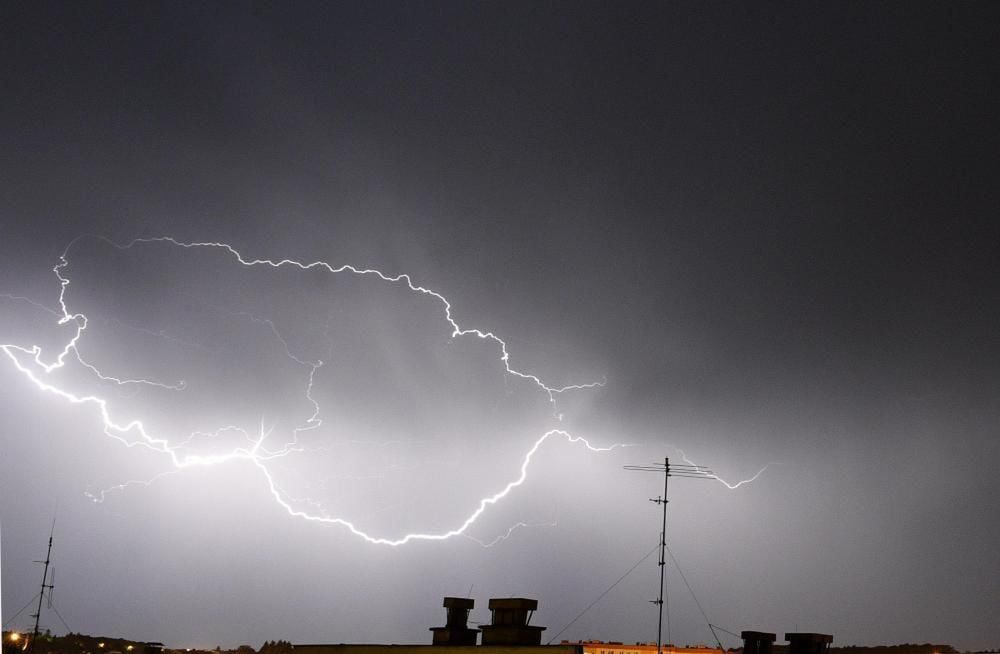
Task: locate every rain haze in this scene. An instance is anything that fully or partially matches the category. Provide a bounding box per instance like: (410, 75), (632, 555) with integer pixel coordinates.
(1, 3), (998, 653)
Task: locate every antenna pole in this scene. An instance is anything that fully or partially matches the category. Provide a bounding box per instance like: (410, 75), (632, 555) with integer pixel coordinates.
(28, 527), (55, 654)
(626, 456), (714, 654)
(654, 458), (669, 654)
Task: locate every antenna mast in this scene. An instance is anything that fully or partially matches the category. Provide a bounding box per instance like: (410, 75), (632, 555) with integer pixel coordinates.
(625, 457), (714, 654)
(28, 524), (55, 654)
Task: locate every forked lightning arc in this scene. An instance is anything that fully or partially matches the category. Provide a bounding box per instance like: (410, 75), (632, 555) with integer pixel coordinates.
(0, 236), (766, 545)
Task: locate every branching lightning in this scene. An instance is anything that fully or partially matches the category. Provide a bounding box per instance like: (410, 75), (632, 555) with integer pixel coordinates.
(256, 428), (620, 546)
(1, 236), (768, 545)
(84, 470), (182, 504)
(116, 236), (606, 405)
(463, 520), (559, 548)
(0, 236), (621, 545)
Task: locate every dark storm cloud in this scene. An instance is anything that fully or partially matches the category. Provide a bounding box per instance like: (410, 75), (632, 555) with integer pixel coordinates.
(2, 2), (999, 651)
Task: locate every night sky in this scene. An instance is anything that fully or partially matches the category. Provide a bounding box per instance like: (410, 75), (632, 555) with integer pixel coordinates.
(2, 2), (999, 651)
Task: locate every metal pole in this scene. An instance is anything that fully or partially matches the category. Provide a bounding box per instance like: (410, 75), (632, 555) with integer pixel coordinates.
(663, 458), (670, 649)
(656, 457), (669, 654)
(27, 524), (55, 654)
(626, 458), (715, 654)
(27, 534), (53, 654)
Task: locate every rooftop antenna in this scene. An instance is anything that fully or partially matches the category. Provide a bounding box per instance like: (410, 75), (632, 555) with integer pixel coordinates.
(624, 458), (714, 654)
(27, 517), (56, 654)
(47, 568), (55, 609)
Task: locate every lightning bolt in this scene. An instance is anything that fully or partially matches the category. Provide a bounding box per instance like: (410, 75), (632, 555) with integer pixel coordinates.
(464, 520), (559, 548)
(0, 293), (185, 391)
(85, 470), (182, 504)
(257, 429), (621, 546)
(1, 236), (620, 545)
(113, 235), (606, 405)
(673, 447), (774, 489)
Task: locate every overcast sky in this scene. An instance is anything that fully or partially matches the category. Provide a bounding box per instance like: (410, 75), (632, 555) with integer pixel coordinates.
(2, 2), (998, 651)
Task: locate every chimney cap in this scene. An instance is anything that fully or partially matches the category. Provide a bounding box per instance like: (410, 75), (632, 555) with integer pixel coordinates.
(488, 597), (538, 610)
(443, 597), (475, 609)
(742, 632), (776, 642)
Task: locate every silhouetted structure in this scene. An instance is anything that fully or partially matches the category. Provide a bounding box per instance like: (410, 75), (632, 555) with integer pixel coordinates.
(431, 598), (479, 646)
(742, 632), (776, 654)
(293, 595), (570, 654)
(479, 599), (545, 646)
(28, 529), (56, 654)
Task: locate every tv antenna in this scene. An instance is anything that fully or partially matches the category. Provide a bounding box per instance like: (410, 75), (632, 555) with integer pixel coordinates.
(624, 458), (714, 654)
(27, 520), (56, 654)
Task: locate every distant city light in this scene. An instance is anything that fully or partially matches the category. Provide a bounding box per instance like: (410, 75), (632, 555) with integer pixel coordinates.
(9, 633), (21, 642)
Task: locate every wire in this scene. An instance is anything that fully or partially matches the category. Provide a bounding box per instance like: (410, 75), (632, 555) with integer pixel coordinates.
(2, 594), (41, 630)
(664, 546), (720, 649)
(547, 542), (661, 644)
(710, 624), (744, 641)
(43, 592), (72, 634)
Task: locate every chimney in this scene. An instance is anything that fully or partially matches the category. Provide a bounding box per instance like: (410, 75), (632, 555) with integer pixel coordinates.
(430, 597), (479, 646)
(785, 633), (833, 654)
(741, 632), (776, 654)
(479, 598), (546, 646)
